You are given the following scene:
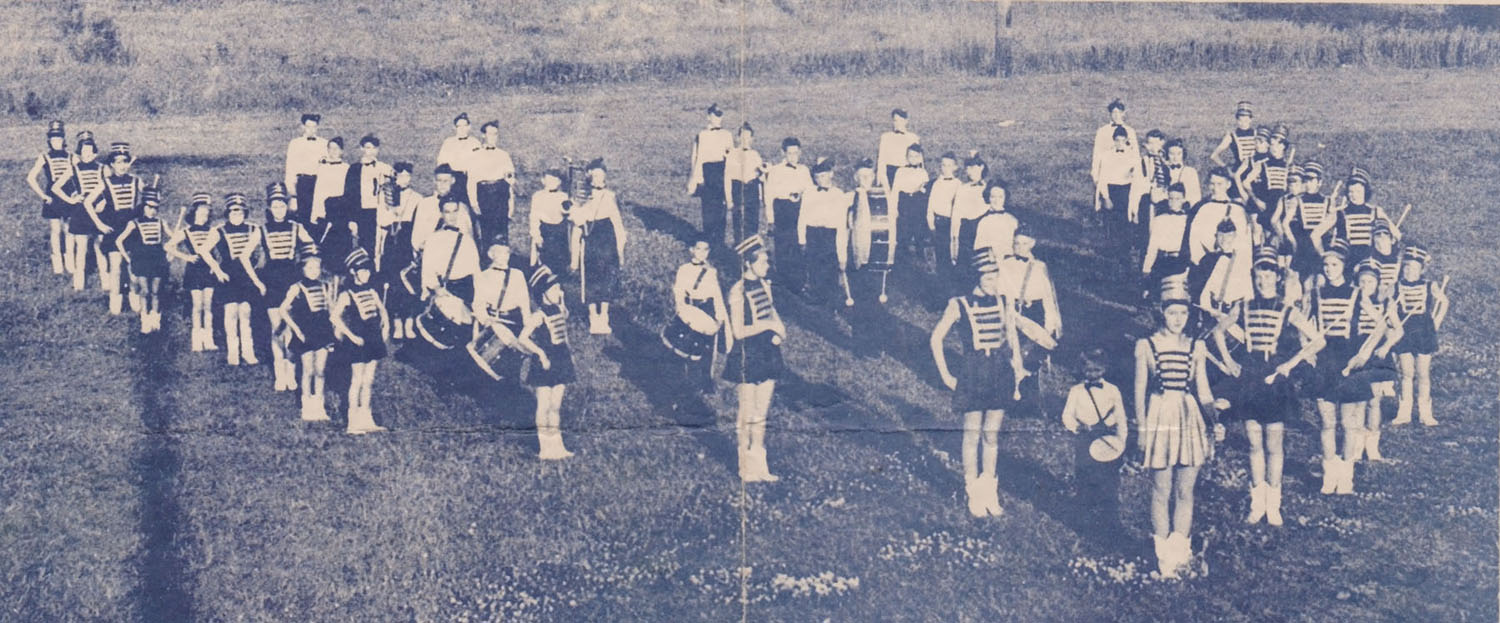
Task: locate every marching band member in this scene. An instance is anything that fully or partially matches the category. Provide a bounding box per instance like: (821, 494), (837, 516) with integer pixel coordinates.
(1059, 348), (1128, 536)
(262, 183), (316, 389)
(1094, 126), (1139, 221)
(467, 120), (517, 244)
(1142, 183), (1193, 292)
(931, 248), (1056, 518)
(331, 248), (389, 435)
(279, 251), (336, 422)
(1302, 239), (1370, 494)
(25, 120), (71, 275)
(411, 164), (472, 253)
(849, 159), (896, 303)
(762, 137), (813, 290)
(59, 131), (109, 292)
(311, 136), (350, 228)
(1234, 127), (1271, 206)
(571, 158), (626, 334)
(421, 199), (481, 304)
(1136, 279), (1223, 579)
(724, 122), (767, 243)
(1350, 258), (1402, 463)
(665, 240), (729, 392)
(688, 103), (733, 247)
(999, 225), (1061, 346)
(523, 266), (576, 459)
(212, 193), (267, 367)
(1091, 98), (1136, 191)
(1187, 168), (1253, 269)
(1163, 139), (1202, 206)
(949, 155), (989, 292)
(96, 142), (143, 315)
(890, 144), (930, 268)
(1311, 167), (1398, 265)
(1369, 221), (1402, 296)
(379, 163), (423, 341)
(876, 108), (919, 190)
(1196, 219), (1252, 315)
(1270, 165), (1305, 251)
(723, 236), (786, 483)
(1287, 161), (1332, 276)
(351, 135), (393, 256)
(972, 178), (1018, 269)
(798, 157), (852, 306)
(1390, 245), (1448, 427)
(470, 242), (533, 383)
(436, 112), (479, 206)
(1210, 101), (1257, 171)
(1132, 129), (1169, 225)
(113, 187), (169, 334)
(166, 193), (226, 352)
(926, 152), (962, 297)
(1245, 125), (1293, 238)
(284, 113), (326, 225)
(529, 169), (572, 278)
(1218, 247), (1324, 526)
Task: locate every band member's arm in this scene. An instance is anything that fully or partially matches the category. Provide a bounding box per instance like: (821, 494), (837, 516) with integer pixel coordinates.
(278, 285), (307, 342)
(1271, 307), (1325, 382)
(510, 311), (547, 363)
(1011, 311), (1057, 351)
(797, 197), (808, 247)
(515, 271), (534, 319)
(1210, 317), (1239, 378)
(1037, 263), (1062, 338)
(83, 186), (112, 233)
(710, 274), (733, 353)
(1343, 300), (1386, 375)
(202, 229), (228, 280)
(113, 220), (138, 258)
(51, 166), (77, 203)
(1376, 205), (1402, 241)
(726, 282), (747, 340)
(242, 229), (267, 295)
(834, 194), (851, 269)
(164, 226), (194, 263)
(608, 195), (627, 259)
(686, 134), (702, 194)
(930, 298), (960, 390)
(1133, 339), (1150, 452)
(26, 156), (49, 201)
(330, 291), (361, 344)
(1090, 129), (1104, 183)
(1192, 341), (1221, 436)
(1375, 302), (1403, 358)
(284, 141), (299, 195)
(1059, 386), (1085, 433)
(671, 268), (690, 319)
(1142, 218), (1161, 275)
(1308, 214), (1337, 256)
(1183, 169), (1203, 205)
(1210, 131), (1234, 168)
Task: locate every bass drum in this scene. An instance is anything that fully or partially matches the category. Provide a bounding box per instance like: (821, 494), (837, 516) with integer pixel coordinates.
(864, 187), (894, 271)
(467, 320), (527, 381)
(661, 305), (718, 362)
(416, 291), (473, 350)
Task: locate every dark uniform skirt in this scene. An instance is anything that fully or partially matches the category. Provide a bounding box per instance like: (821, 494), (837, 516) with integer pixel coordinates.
(183, 260), (216, 291)
(952, 350), (1018, 414)
(1310, 337), (1372, 403)
(526, 340), (576, 387)
(1221, 354), (1297, 424)
(42, 197), (69, 220)
(730, 179), (762, 241)
(342, 317), (387, 364)
(126, 247), (169, 280)
(290, 315), (335, 356)
(68, 203), (100, 236)
(1393, 315), (1437, 355)
(722, 332), (783, 385)
(217, 261), (259, 304)
(537, 221), (570, 278)
(262, 261), (301, 308)
(581, 219), (620, 303)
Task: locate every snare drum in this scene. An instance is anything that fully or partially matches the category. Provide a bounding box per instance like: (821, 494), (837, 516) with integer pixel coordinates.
(661, 305), (718, 361)
(416, 292), (472, 350)
(467, 321), (527, 381)
(865, 187), (895, 271)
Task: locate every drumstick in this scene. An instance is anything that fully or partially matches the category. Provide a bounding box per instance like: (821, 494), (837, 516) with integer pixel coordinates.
(1395, 203), (1413, 229)
(839, 270), (853, 306)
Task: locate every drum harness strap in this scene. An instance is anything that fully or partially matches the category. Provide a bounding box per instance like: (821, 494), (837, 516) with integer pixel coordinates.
(437, 231), (463, 292)
(684, 264), (710, 306)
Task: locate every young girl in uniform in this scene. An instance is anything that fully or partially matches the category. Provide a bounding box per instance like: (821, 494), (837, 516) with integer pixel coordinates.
(262, 183), (316, 390)
(1219, 248), (1324, 526)
(379, 163), (423, 341)
(931, 249), (1056, 518)
(59, 132), (109, 292)
(1311, 168), (1397, 266)
(1303, 239), (1378, 494)
(725, 122), (767, 244)
(1142, 183), (1192, 295)
(529, 169), (571, 279)
(1136, 280), (1223, 578)
(279, 251), (336, 422)
(1350, 258), (1402, 462)
(98, 142), (143, 316)
(213, 193), (267, 366)
(1390, 245), (1448, 427)
(523, 265), (577, 459)
(25, 120), (71, 276)
(166, 193), (227, 352)
(114, 188), (170, 334)
(571, 159), (626, 335)
(331, 248), (388, 434)
(724, 236), (786, 482)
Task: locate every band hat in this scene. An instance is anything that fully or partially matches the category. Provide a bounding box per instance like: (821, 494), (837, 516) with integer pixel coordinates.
(1235, 101), (1254, 117)
(528, 264), (558, 292)
(1159, 276), (1192, 308)
(140, 187), (161, 206)
(1253, 245), (1281, 269)
(345, 247), (373, 272)
(963, 153), (986, 168)
(47, 120), (65, 137)
(1254, 126), (1271, 140)
(1353, 258), (1383, 277)
(359, 134), (380, 147)
(224, 192), (248, 210)
(1402, 245), (1430, 264)
(298, 242), (320, 260)
(1323, 237), (1350, 259)
(265, 182), (289, 204)
(108, 141), (132, 160)
(1302, 161), (1324, 177)
(1288, 164), (1305, 180)
(735, 234), (767, 260)
(1371, 218), (1394, 238)
(191, 192), (214, 207)
(1348, 166), (1371, 188)
(1270, 124), (1290, 142)
(76, 130), (95, 146)
(738, 121), (754, 134)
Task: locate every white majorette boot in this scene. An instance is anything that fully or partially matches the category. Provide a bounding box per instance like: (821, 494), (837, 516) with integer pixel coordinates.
(1153, 534), (1177, 579)
(1418, 394), (1437, 427)
(1365, 431), (1383, 462)
(976, 474), (1003, 517)
(1169, 532), (1191, 576)
(1320, 458), (1337, 495)
(964, 476), (985, 518)
(751, 446), (778, 482)
(1265, 484), (1284, 527)
(1245, 483), (1266, 524)
(1334, 458), (1355, 495)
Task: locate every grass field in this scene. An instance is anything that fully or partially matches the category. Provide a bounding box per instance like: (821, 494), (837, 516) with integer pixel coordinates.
(1, 66), (1498, 621)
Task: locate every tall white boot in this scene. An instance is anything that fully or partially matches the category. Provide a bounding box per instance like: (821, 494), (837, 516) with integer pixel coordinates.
(1320, 458), (1337, 495)
(964, 475), (985, 518)
(224, 308), (241, 366)
(1153, 534), (1177, 579)
(751, 446), (778, 482)
(1365, 431), (1383, 462)
(1266, 484), (1284, 527)
(238, 309), (258, 365)
(1334, 458), (1355, 495)
(1245, 483), (1266, 524)
(1418, 392), (1437, 426)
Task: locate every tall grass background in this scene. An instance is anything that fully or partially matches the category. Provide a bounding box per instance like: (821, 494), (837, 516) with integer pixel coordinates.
(5, 0), (1500, 121)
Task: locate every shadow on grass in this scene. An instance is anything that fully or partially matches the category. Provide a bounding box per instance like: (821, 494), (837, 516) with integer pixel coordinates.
(128, 311), (195, 622)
